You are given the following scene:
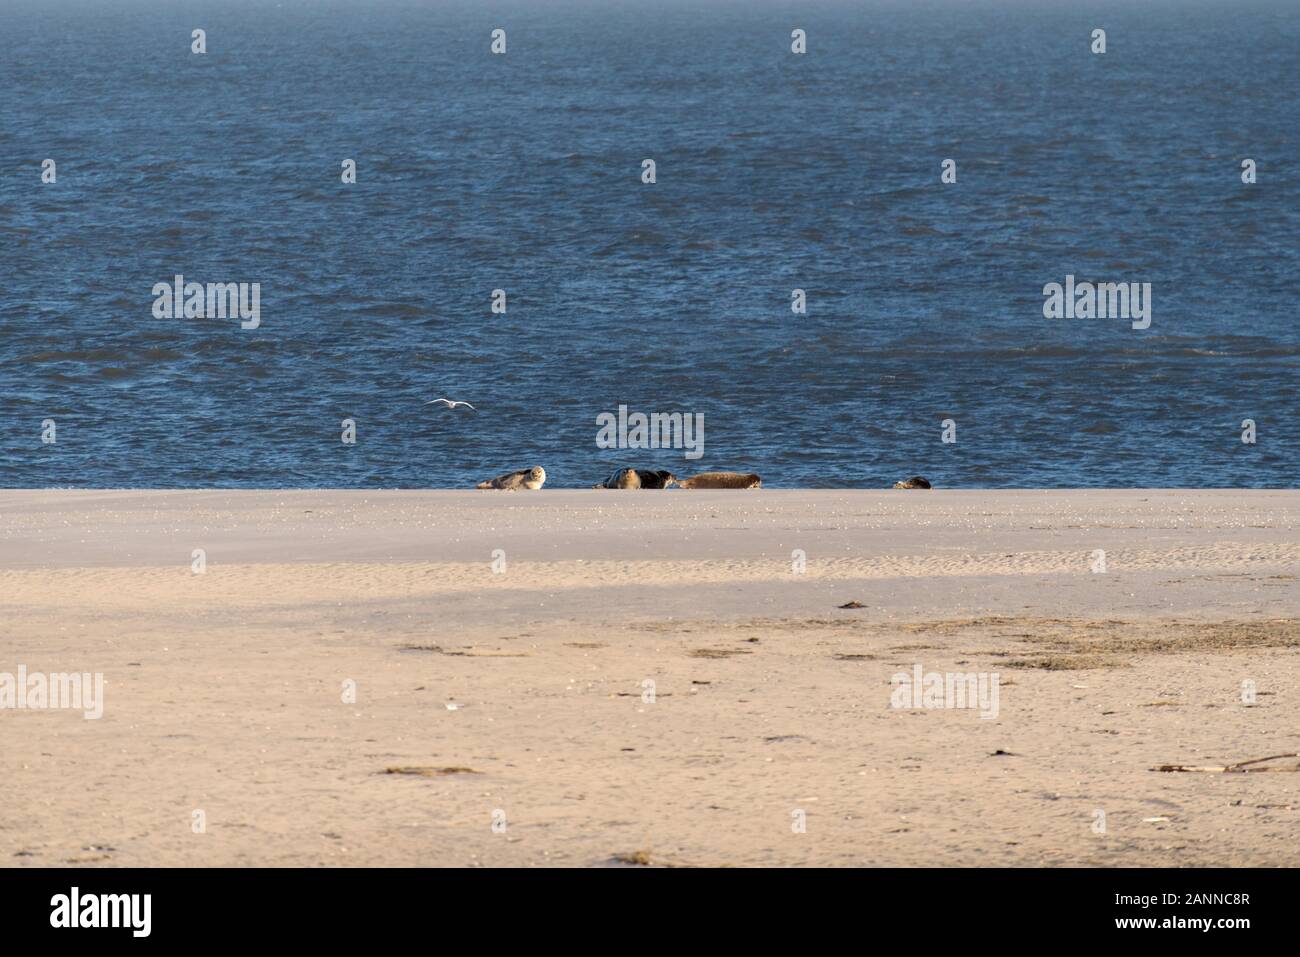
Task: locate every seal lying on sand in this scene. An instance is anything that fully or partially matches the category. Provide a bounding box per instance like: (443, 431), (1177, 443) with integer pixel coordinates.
(635, 469), (678, 489)
(476, 466), (546, 490)
(593, 468), (640, 489)
(677, 471), (762, 489)
(593, 468), (678, 489)
(892, 476), (931, 489)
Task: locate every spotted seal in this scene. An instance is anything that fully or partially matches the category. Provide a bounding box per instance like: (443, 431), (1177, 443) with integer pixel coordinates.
(892, 476), (931, 489)
(592, 468), (678, 489)
(476, 466), (546, 490)
(634, 469), (678, 489)
(592, 468), (641, 489)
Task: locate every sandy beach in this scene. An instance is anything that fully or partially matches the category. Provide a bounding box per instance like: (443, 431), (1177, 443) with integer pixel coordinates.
(1, 489), (1297, 867)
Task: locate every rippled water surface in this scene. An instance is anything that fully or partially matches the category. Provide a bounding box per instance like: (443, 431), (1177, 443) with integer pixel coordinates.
(2, 0), (1297, 487)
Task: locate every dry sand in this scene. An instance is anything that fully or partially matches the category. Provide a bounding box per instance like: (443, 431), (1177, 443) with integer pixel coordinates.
(1, 489), (1297, 867)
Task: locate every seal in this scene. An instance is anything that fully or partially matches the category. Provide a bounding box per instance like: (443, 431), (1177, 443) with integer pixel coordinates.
(634, 469), (678, 489)
(592, 468), (678, 489)
(892, 476), (931, 489)
(677, 471), (761, 489)
(592, 468), (641, 489)
(476, 466), (546, 490)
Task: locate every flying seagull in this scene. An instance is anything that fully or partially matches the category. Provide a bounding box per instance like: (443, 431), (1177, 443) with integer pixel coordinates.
(425, 398), (476, 411)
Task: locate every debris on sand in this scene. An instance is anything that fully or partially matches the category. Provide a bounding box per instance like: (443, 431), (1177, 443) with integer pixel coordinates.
(1004, 653), (1124, 671)
(398, 643), (528, 658)
(838, 600), (867, 609)
(1153, 753), (1300, 774)
(381, 766), (481, 777)
(608, 849), (696, 868)
(612, 849), (655, 866)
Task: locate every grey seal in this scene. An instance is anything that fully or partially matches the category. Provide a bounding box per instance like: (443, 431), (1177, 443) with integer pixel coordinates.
(476, 466), (547, 490)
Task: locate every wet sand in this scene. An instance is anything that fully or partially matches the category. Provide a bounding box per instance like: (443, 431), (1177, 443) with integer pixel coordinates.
(1, 489), (1297, 866)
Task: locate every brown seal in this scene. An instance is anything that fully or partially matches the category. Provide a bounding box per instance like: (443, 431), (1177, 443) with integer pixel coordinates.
(892, 476), (931, 489)
(677, 471), (761, 489)
(476, 466), (546, 490)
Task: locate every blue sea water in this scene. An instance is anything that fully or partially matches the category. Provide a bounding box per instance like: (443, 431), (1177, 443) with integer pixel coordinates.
(1, 0), (1297, 488)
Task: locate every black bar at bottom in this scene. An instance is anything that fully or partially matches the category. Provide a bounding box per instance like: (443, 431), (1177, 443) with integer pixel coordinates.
(0, 867), (1283, 943)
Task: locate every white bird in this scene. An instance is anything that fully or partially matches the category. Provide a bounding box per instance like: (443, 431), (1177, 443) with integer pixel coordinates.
(425, 398), (476, 411)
